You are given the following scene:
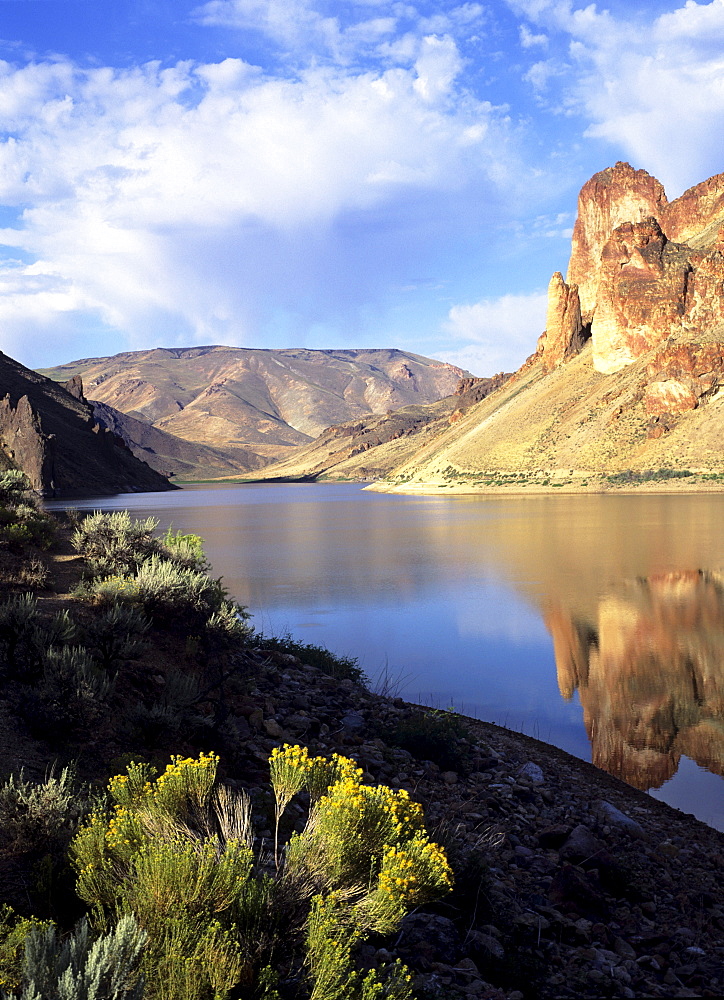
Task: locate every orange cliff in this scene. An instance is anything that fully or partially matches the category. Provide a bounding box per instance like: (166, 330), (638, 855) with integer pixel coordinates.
(545, 571), (724, 791)
(537, 162), (724, 404)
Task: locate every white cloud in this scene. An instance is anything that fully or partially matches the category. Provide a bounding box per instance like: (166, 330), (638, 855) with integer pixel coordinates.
(0, 32), (517, 360)
(512, 0), (724, 195)
(439, 290), (548, 375)
(524, 58), (563, 92)
(519, 24), (548, 48)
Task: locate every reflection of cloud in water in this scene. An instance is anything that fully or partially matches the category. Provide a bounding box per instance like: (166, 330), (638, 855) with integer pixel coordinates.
(454, 589), (547, 642)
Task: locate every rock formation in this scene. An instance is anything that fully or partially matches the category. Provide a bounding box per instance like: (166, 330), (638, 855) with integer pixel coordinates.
(567, 161), (668, 321)
(0, 393), (57, 494)
(540, 160), (724, 401)
(539, 272), (587, 372)
(0, 351), (175, 496)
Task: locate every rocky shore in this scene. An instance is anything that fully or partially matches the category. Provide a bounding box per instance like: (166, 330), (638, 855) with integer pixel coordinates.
(231, 648), (724, 999)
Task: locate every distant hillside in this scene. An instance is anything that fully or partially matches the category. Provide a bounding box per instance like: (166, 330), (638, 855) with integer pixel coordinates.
(250, 374), (510, 482)
(0, 352), (174, 496)
(89, 399), (265, 480)
(40, 347), (470, 475)
(373, 163), (724, 494)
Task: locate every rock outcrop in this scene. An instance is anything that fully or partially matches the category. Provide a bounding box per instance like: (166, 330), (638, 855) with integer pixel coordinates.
(541, 161), (724, 391)
(540, 272), (587, 372)
(567, 162), (668, 321)
(591, 219), (696, 373)
(0, 351), (175, 496)
(0, 393), (56, 494)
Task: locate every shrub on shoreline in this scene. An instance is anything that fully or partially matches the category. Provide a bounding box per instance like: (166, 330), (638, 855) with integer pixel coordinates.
(64, 748), (451, 999)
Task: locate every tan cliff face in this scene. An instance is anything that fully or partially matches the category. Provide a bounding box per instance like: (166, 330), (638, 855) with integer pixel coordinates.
(567, 161), (669, 323)
(545, 162), (724, 379)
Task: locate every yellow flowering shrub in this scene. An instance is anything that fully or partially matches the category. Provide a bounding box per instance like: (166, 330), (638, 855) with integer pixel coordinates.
(68, 746), (452, 1000)
(270, 745), (453, 997)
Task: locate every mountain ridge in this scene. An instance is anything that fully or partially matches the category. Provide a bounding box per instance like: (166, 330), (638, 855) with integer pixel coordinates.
(40, 346), (470, 477)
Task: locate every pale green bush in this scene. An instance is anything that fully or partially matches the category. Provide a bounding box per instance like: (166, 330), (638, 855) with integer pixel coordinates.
(159, 529), (210, 574)
(0, 768), (90, 859)
(0, 594), (75, 682)
(0, 473), (54, 554)
(17, 647), (115, 739)
(71, 512), (160, 576)
(2, 915), (145, 1000)
(80, 604), (149, 672)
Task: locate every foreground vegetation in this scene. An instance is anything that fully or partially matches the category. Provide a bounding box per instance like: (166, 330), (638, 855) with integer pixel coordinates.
(0, 474), (453, 999)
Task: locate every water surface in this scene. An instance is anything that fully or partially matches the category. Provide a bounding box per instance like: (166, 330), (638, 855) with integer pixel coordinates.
(47, 484), (724, 830)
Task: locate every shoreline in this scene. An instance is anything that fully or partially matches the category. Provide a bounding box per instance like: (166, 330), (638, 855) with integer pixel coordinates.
(365, 477), (724, 496)
(172, 475), (724, 495)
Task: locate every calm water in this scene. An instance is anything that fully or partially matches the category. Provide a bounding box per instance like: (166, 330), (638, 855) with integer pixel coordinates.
(47, 484), (724, 830)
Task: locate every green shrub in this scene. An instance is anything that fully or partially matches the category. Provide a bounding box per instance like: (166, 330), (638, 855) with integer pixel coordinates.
(72, 512), (161, 576)
(0, 595), (75, 682)
(120, 670), (211, 748)
(70, 748), (452, 1000)
(80, 604), (149, 672)
(254, 632), (364, 684)
(0, 906), (52, 993)
(384, 709), (471, 772)
(89, 557), (227, 631)
(0, 472), (31, 507)
(2, 915), (145, 1000)
(0, 768), (90, 860)
(159, 529), (210, 574)
(73, 514), (213, 579)
(0, 474), (54, 554)
(17, 647), (115, 740)
(203, 601), (252, 649)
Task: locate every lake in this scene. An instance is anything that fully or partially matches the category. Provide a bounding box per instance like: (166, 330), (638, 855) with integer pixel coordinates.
(46, 483), (724, 831)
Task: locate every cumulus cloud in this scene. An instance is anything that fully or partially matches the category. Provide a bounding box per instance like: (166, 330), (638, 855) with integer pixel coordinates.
(511, 0), (724, 195)
(0, 30), (516, 362)
(438, 290), (548, 375)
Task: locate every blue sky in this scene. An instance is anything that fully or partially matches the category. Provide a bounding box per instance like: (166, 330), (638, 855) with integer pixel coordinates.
(0, 0), (722, 374)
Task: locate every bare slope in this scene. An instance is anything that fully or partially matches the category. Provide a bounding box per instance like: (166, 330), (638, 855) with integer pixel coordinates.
(250, 374), (510, 482)
(40, 346), (469, 473)
(89, 400), (266, 480)
(374, 335), (724, 493)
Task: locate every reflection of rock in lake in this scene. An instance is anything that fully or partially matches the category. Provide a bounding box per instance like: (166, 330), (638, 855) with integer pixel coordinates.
(545, 570), (724, 790)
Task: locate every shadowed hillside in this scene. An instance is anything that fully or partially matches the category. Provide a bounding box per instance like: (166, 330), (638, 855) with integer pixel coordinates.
(0, 352), (174, 496)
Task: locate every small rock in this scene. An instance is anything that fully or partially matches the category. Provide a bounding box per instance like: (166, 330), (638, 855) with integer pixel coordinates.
(518, 762), (544, 784)
(248, 708), (264, 731)
(441, 771), (458, 785)
(341, 711), (365, 732)
(397, 913), (461, 967)
(466, 930), (505, 962)
(538, 824), (571, 849)
(559, 824), (606, 867)
(593, 800), (646, 838)
(613, 936), (637, 960)
(263, 718), (284, 738)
